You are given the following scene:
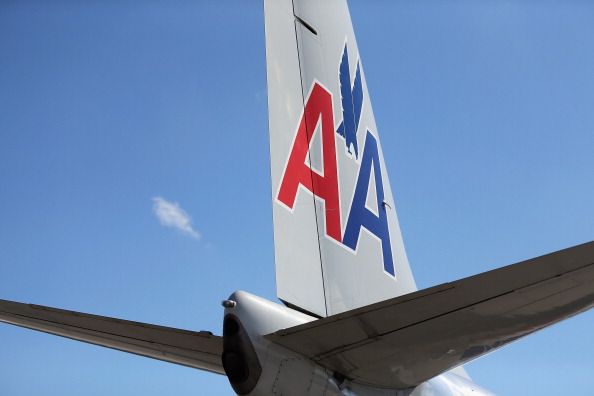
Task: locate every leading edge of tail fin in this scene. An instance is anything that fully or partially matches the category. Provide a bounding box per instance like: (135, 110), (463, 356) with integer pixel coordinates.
(264, 0), (416, 317)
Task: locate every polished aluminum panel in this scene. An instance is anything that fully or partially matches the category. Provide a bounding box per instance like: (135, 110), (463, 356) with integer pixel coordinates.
(0, 299), (224, 374)
(265, 0), (417, 318)
(267, 242), (594, 388)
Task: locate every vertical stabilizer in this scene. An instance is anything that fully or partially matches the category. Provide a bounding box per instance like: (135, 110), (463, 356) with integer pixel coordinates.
(265, 0), (417, 317)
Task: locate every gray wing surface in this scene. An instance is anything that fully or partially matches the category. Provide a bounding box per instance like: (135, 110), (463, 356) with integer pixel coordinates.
(0, 299), (224, 375)
(266, 241), (594, 388)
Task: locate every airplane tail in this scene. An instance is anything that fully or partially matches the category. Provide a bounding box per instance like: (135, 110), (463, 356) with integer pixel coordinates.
(265, 0), (417, 317)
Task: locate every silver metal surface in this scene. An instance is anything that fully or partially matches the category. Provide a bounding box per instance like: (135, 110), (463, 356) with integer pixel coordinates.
(266, 0), (417, 319)
(223, 290), (493, 395)
(267, 242), (594, 388)
(0, 299), (224, 375)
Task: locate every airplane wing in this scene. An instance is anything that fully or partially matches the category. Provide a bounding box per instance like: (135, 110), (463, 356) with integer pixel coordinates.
(266, 241), (594, 389)
(0, 299), (224, 375)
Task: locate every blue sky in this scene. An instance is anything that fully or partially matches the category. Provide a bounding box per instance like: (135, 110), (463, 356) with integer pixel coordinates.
(1, 1), (593, 395)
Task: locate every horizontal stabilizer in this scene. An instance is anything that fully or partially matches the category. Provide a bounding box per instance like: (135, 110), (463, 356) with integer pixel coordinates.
(266, 241), (594, 388)
(0, 299), (224, 375)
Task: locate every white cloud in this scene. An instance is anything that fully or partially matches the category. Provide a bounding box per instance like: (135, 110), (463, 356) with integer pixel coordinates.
(152, 196), (201, 240)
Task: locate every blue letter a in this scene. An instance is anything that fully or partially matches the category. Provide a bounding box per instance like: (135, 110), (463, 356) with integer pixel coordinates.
(343, 131), (395, 276)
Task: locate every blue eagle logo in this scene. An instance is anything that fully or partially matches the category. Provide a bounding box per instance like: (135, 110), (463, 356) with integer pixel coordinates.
(336, 44), (364, 159)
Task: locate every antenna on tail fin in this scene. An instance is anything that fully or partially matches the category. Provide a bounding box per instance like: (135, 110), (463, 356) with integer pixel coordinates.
(265, 0), (417, 317)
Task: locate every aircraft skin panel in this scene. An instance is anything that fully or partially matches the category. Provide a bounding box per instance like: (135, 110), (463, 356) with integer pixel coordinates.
(0, 299), (224, 375)
(266, 241), (594, 388)
(265, 0), (328, 317)
(266, 0), (417, 318)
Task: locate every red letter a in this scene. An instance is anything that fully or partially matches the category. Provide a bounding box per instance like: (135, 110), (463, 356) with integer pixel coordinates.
(277, 83), (342, 242)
